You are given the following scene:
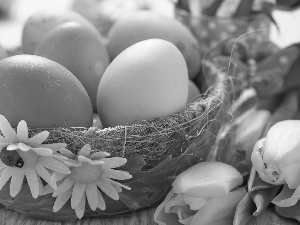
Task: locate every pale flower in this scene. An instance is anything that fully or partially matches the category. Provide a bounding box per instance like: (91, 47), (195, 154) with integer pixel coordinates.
(154, 162), (246, 225)
(236, 109), (271, 157)
(251, 120), (300, 208)
(0, 115), (70, 198)
(51, 144), (132, 219)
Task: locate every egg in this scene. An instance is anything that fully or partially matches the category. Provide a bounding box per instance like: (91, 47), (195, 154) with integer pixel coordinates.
(0, 55), (93, 128)
(22, 8), (100, 54)
(97, 39), (189, 127)
(188, 80), (201, 104)
(107, 10), (201, 79)
(35, 22), (110, 112)
(0, 43), (7, 60)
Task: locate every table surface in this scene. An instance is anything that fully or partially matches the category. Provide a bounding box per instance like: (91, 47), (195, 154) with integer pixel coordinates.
(0, 206), (299, 225)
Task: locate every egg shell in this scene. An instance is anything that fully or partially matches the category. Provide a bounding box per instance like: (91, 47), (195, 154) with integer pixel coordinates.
(22, 8), (100, 54)
(107, 10), (201, 79)
(0, 43), (8, 60)
(188, 80), (201, 104)
(35, 22), (110, 112)
(97, 39), (189, 127)
(0, 55), (93, 128)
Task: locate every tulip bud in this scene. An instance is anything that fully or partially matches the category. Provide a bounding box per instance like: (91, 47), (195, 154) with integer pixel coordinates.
(154, 162), (246, 225)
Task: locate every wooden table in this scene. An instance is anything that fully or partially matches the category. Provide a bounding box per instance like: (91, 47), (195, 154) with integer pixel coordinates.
(0, 206), (299, 225)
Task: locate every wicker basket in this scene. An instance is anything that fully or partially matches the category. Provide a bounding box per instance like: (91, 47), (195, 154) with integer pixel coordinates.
(1, 48), (233, 222)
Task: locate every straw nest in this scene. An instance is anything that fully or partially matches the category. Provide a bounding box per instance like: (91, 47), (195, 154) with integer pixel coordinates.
(28, 59), (231, 170)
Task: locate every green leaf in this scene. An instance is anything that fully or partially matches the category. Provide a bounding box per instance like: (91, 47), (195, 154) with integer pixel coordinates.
(0, 182), (77, 222)
(233, 192), (256, 225)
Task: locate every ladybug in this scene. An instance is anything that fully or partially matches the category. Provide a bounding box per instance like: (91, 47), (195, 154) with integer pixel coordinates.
(0, 147), (24, 168)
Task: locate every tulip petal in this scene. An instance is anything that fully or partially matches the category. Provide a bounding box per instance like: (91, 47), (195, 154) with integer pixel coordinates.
(154, 190), (185, 225)
(281, 162), (300, 189)
(183, 194), (207, 210)
(272, 184), (300, 207)
(190, 188), (246, 225)
(275, 200), (300, 221)
(236, 109), (270, 155)
(172, 162), (243, 197)
(251, 139), (276, 185)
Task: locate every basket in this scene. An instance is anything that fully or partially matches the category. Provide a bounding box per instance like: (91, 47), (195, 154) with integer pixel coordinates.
(0, 48), (233, 222)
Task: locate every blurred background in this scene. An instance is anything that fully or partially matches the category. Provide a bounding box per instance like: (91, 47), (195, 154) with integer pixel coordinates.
(0, 0), (300, 49)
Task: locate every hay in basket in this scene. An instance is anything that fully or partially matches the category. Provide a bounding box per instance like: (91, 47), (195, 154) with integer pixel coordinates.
(0, 48), (235, 222)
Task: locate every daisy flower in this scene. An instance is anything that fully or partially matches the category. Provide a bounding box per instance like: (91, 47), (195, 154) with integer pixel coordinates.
(51, 144), (132, 219)
(0, 114), (70, 198)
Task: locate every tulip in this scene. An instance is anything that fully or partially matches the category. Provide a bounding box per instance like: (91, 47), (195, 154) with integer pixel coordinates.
(154, 162), (246, 225)
(251, 120), (300, 210)
(236, 109), (271, 164)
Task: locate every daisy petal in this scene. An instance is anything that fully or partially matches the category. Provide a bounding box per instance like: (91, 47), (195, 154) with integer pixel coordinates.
(52, 172), (68, 183)
(0, 143), (9, 151)
(53, 188), (72, 212)
(18, 142), (31, 151)
(64, 160), (82, 167)
(10, 168), (25, 197)
(57, 148), (75, 158)
(109, 179), (131, 191)
(90, 151), (110, 160)
(51, 153), (69, 161)
(0, 161), (6, 170)
(39, 156), (70, 174)
(90, 160), (105, 166)
(6, 143), (19, 151)
(75, 193), (86, 219)
(97, 179), (119, 200)
(0, 115), (17, 142)
(110, 182), (123, 192)
(37, 176), (44, 194)
(53, 177), (74, 197)
(78, 144), (91, 157)
(106, 169), (132, 180)
(102, 157), (127, 169)
(17, 120), (28, 142)
(78, 155), (93, 163)
(40, 184), (55, 196)
(38, 177), (55, 196)
(0, 136), (9, 144)
(86, 183), (98, 211)
(35, 164), (57, 190)
(27, 131), (49, 146)
(31, 147), (53, 156)
(71, 182), (86, 209)
(40, 143), (67, 152)
(0, 168), (13, 191)
(25, 169), (39, 198)
(97, 189), (106, 210)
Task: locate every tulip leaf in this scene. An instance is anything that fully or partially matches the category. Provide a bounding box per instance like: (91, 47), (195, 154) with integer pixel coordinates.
(233, 192), (256, 225)
(250, 185), (282, 216)
(0, 182), (77, 222)
(247, 169), (283, 216)
(275, 200), (300, 220)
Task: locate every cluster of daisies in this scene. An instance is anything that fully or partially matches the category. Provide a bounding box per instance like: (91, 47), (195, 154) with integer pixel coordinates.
(0, 115), (132, 219)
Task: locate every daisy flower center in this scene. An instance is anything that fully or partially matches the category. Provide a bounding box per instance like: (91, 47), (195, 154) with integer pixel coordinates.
(70, 163), (103, 184)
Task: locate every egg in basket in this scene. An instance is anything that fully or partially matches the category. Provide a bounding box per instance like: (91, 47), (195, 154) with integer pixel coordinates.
(0, 8), (234, 222)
